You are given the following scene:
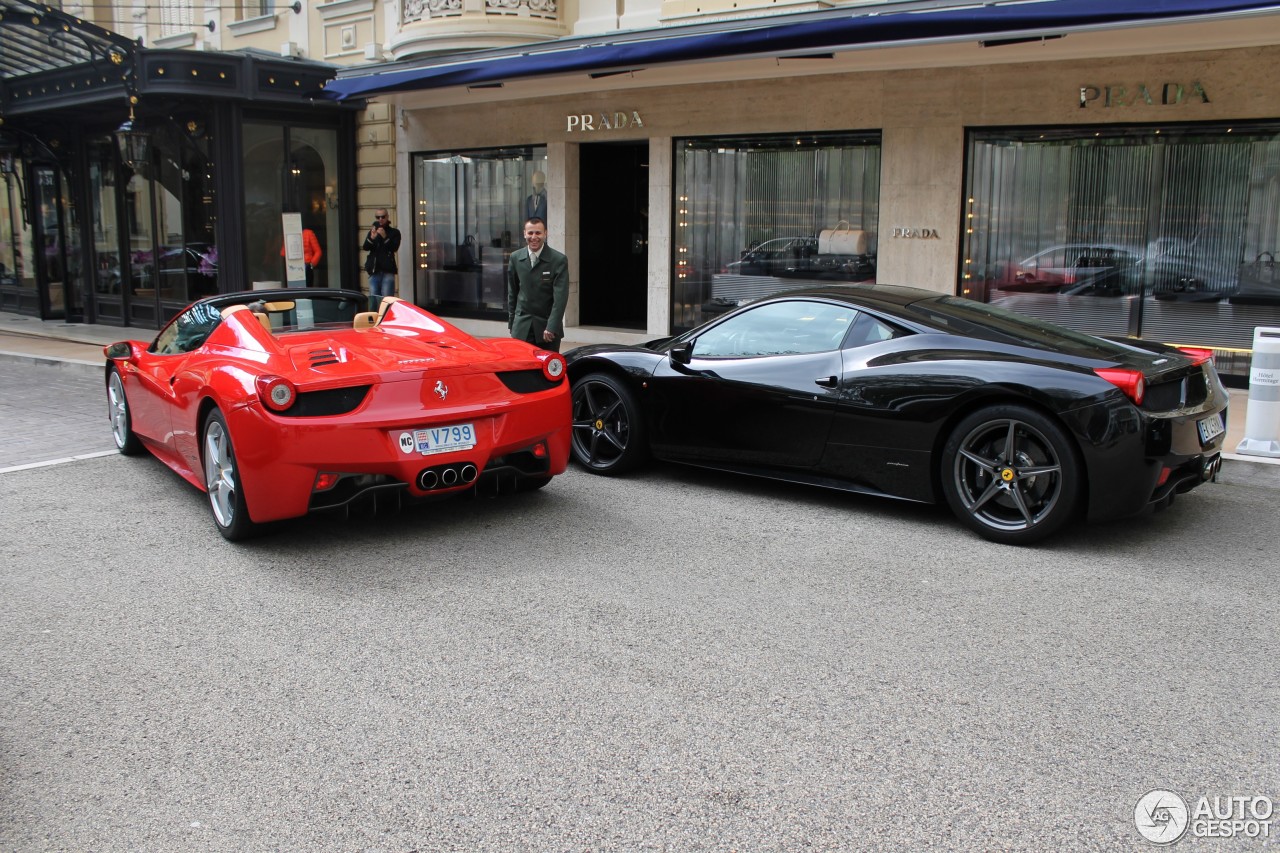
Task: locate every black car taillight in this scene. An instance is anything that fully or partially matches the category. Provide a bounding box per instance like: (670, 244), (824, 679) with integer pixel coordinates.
(1094, 368), (1145, 405)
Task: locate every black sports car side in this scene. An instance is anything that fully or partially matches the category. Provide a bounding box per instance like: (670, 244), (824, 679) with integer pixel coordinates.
(565, 285), (1228, 544)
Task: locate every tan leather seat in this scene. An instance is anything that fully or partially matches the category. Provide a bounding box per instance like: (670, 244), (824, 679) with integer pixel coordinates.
(353, 311), (379, 329)
(253, 311), (272, 332)
(376, 296), (402, 321)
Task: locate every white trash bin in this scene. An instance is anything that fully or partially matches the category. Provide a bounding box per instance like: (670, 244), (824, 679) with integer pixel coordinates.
(1236, 326), (1280, 457)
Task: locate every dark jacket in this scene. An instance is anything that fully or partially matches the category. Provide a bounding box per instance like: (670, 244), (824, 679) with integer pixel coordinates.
(507, 244), (569, 344)
(362, 224), (401, 274)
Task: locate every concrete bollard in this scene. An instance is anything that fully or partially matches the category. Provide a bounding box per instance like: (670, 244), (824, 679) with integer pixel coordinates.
(1236, 326), (1280, 457)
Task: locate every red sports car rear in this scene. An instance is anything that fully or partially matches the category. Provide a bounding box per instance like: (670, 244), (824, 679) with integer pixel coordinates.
(105, 290), (570, 539)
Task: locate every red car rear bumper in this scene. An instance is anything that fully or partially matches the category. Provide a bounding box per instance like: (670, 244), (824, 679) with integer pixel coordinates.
(227, 389), (570, 523)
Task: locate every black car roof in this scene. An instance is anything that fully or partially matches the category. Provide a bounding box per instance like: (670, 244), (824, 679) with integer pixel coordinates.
(763, 283), (944, 309)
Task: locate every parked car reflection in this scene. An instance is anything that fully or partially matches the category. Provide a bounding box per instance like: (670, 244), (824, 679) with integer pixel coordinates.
(992, 240), (1247, 302)
(726, 235), (876, 282)
(996, 244), (1143, 296)
(157, 242), (218, 300)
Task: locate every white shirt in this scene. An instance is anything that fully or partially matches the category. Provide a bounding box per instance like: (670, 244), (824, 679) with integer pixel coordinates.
(528, 249), (542, 267)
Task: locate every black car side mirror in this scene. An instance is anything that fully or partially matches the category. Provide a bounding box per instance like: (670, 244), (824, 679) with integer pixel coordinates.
(670, 341), (693, 365)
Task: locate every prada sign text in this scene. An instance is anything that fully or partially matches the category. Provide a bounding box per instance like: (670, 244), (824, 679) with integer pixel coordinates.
(567, 111), (645, 132)
(1079, 81), (1210, 108)
(893, 227), (940, 240)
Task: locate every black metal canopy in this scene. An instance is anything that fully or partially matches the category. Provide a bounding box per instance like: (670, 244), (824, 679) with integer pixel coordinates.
(0, 0), (135, 78)
(1, 2), (347, 125)
(0, 0), (139, 119)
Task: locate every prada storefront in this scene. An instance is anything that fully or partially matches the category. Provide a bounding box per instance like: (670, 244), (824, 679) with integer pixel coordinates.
(0, 1), (360, 329)
(330, 0), (1280, 382)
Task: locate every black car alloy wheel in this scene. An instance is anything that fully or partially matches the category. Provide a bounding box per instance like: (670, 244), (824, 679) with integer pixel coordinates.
(570, 372), (647, 474)
(941, 404), (1081, 545)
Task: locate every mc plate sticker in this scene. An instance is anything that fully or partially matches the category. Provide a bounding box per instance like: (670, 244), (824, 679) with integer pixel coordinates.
(397, 423), (477, 456)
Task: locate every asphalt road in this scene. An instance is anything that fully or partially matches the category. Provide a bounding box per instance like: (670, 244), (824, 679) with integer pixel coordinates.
(2, 427), (1278, 850)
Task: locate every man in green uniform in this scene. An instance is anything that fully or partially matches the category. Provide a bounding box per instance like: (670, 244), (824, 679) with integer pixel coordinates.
(507, 217), (569, 352)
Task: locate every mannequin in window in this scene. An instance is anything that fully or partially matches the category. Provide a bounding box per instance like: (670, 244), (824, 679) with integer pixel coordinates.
(524, 171), (547, 223)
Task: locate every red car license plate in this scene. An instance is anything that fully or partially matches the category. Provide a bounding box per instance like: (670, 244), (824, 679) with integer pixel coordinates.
(407, 422), (476, 455)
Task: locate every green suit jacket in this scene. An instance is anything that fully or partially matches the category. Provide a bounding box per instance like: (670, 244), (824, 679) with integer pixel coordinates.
(507, 244), (569, 347)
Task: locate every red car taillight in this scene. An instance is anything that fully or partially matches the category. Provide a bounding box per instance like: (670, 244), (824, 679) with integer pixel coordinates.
(1176, 346), (1215, 366)
(256, 375), (297, 411)
(535, 350), (566, 382)
(1094, 368), (1145, 405)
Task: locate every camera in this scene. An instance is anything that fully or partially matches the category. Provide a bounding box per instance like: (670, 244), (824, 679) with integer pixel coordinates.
(372, 220), (382, 229)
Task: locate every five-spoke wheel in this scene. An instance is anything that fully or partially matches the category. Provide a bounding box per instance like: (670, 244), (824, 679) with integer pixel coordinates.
(203, 409), (258, 541)
(106, 367), (143, 455)
(570, 372), (647, 474)
(941, 405), (1081, 545)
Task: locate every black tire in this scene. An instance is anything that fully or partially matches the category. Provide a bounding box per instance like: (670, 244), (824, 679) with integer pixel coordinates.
(202, 408), (259, 541)
(106, 367), (144, 456)
(570, 372), (648, 475)
(940, 404), (1082, 545)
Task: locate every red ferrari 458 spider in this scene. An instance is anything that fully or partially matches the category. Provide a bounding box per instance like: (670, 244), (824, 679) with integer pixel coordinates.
(104, 289), (570, 539)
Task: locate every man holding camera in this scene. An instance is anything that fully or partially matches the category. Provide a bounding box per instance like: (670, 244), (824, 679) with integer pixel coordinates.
(363, 209), (401, 311)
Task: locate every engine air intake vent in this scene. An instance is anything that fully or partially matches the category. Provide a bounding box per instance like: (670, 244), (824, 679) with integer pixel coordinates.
(309, 347), (340, 368)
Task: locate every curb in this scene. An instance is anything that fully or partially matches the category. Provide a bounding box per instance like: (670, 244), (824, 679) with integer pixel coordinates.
(1219, 455), (1280, 489)
(0, 350), (103, 378)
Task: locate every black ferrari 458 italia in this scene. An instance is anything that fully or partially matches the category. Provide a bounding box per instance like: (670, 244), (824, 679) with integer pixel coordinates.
(564, 284), (1228, 544)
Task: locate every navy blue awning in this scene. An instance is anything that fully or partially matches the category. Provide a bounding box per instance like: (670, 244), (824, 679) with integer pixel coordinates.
(323, 0), (1280, 100)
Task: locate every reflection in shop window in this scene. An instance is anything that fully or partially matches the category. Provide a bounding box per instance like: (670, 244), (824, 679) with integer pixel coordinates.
(413, 146), (547, 320)
(672, 132), (881, 334)
(964, 125), (1280, 381)
(0, 172), (24, 287)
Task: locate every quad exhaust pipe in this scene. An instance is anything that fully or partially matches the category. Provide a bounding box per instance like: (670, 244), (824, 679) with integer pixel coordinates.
(417, 462), (479, 491)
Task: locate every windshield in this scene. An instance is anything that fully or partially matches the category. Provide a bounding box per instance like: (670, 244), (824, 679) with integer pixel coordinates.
(248, 294), (363, 334)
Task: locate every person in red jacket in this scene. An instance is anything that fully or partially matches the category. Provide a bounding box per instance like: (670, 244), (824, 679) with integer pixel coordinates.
(281, 227), (323, 286)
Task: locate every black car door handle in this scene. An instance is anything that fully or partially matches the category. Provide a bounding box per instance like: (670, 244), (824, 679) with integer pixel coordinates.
(815, 375), (838, 388)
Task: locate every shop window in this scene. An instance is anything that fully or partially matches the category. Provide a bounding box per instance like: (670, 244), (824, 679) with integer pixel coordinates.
(112, 124), (217, 325)
(88, 138), (123, 301)
(243, 122), (339, 290)
(965, 125), (1280, 380)
(672, 132), (881, 333)
(412, 146), (547, 320)
(0, 169), (32, 290)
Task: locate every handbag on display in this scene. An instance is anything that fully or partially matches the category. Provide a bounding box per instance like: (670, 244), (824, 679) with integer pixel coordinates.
(1232, 251), (1280, 304)
(818, 220), (869, 256)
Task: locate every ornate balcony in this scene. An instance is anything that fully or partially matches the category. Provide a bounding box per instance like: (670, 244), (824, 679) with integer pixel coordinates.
(392, 0), (565, 59)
